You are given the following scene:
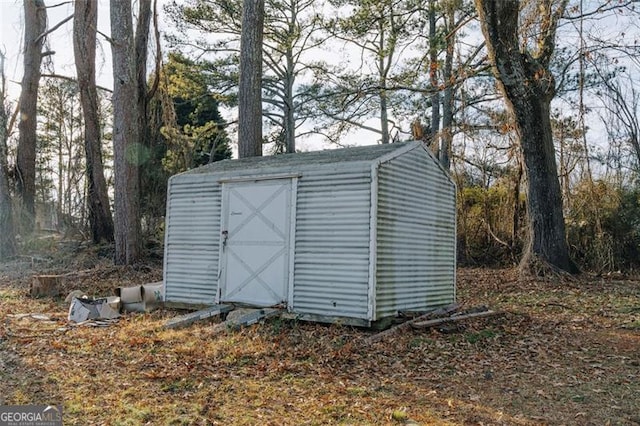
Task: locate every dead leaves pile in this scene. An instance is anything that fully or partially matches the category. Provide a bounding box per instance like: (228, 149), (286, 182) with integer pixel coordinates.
(0, 266), (638, 425)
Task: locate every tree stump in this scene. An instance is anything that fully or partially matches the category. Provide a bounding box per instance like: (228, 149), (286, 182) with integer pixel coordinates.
(30, 275), (61, 298)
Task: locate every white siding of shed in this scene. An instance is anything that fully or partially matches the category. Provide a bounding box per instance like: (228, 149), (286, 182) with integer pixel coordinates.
(375, 147), (456, 318)
(163, 176), (221, 304)
(292, 168), (372, 319)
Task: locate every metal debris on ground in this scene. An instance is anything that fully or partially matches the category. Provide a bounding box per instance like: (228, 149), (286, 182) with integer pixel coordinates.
(67, 297), (121, 322)
(68, 318), (120, 328)
(116, 281), (165, 313)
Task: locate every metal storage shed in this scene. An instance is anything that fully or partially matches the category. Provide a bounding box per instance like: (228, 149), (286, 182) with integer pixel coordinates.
(163, 141), (456, 326)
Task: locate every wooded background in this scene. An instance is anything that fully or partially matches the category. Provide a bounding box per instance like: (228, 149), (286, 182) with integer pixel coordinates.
(1, 0), (639, 275)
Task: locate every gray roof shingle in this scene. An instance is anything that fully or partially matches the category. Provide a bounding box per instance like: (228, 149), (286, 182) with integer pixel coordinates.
(182, 141), (421, 175)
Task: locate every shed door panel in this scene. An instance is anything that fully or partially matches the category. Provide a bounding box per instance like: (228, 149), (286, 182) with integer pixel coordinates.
(220, 180), (292, 306)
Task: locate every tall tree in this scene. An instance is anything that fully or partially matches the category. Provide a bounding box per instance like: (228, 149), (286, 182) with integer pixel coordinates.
(475, 0), (578, 275)
(110, 0), (153, 264)
(16, 0), (47, 231)
(74, 0), (114, 243)
(263, 0), (324, 153)
(160, 53), (232, 168)
(419, 0), (482, 166)
(238, 0), (264, 157)
(438, 0), (463, 170)
(308, 0), (481, 148)
(593, 67), (640, 171)
(142, 52), (232, 226)
(166, 0), (325, 154)
(428, 0), (440, 145)
(317, 0), (422, 144)
(0, 52), (17, 259)
(37, 79), (85, 226)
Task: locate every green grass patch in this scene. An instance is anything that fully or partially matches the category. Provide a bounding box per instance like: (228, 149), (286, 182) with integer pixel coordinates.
(465, 328), (497, 344)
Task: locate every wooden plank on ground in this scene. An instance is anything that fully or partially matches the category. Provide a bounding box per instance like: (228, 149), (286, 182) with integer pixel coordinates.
(164, 304), (234, 329)
(410, 310), (497, 329)
(364, 303), (460, 345)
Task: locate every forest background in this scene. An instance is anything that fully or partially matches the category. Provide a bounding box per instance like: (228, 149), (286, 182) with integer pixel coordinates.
(0, 0), (639, 273)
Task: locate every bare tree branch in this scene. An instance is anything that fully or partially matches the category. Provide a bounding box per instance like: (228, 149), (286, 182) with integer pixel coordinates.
(41, 73), (112, 93)
(36, 14), (74, 43)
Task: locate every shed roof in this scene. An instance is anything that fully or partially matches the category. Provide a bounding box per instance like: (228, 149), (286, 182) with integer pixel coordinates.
(183, 141), (423, 175)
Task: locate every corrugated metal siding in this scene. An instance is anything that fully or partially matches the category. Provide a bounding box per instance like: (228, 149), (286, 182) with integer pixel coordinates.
(293, 168), (372, 319)
(375, 148), (456, 319)
(164, 175), (221, 304)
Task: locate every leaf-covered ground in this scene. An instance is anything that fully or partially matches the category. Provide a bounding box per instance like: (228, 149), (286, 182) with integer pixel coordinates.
(0, 254), (638, 425)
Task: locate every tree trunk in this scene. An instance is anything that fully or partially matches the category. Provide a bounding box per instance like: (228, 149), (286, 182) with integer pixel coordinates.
(512, 158), (523, 247)
(515, 93), (578, 274)
(73, 0), (114, 243)
(0, 53), (17, 259)
(428, 0), (440, 151)
(380, 91), (390, 144)
(475, 0), (578, 275)
(135, 0), (152, 237)
(284, 1), (296, 154)
(238, 0), (264, 158)
(378, 20), (390, 145)
(16, 0), (47, 232)
(135, 0), (152, 152)
(439, 3), (456, 170)
(111, 0), (142, 264)
(57, 115), (63, 227)
(284, 49), (296, 153)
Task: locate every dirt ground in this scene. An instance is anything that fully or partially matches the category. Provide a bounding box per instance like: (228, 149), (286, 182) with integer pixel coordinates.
(0, 247), (638, 425)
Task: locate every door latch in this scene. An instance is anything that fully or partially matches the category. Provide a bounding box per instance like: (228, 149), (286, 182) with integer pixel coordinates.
(221, 230), (229, 249)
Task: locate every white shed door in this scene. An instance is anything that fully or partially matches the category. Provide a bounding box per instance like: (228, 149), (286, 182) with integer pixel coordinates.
(219, 179), (293, 306)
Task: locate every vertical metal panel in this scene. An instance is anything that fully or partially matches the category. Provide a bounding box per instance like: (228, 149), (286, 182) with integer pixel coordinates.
(292, 167), (372, 319)
(163, 175), (221, 304)
(375, 147), (456, 319)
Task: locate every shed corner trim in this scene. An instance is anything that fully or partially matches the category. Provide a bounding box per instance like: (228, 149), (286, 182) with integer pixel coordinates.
(367, 162), (379, 321)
